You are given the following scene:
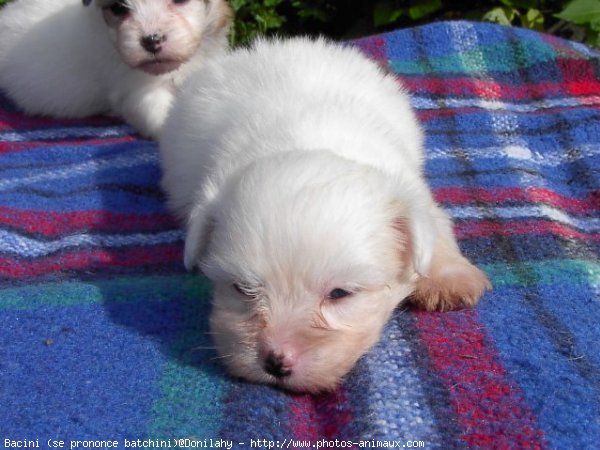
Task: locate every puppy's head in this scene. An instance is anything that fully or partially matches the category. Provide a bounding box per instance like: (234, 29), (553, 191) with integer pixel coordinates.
(83, 0), (231, 75)
(185, 152), (435, 392)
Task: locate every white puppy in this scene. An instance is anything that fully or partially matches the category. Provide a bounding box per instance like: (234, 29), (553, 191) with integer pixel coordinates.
(160, 38), (491, 392)
(0, 0), (231, 138)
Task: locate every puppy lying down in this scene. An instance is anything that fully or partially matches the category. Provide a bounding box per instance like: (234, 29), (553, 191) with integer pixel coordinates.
(159, 38), (492, 392)
(0, 0), (231, 139)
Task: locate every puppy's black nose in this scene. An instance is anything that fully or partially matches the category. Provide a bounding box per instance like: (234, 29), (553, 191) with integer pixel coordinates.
(141, 34), (165, 54)
(264, 352), (292, 378)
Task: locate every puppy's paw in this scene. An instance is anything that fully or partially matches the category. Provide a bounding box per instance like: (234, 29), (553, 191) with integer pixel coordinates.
(410, 255), (491, 312)
(117, 87), (174, 140)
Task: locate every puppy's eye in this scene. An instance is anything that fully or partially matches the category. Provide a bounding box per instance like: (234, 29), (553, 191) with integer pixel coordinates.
(108, 1), (130, 17)
(173, 0), (190, 4)
(327, 288), (352, 300)
(232, 283), (254, 298)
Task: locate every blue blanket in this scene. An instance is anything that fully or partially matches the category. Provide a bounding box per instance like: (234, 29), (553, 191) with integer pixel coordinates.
(1, 21), (599, 449)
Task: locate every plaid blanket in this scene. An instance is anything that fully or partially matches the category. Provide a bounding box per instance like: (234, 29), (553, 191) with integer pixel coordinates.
(1, 21), (599, 449)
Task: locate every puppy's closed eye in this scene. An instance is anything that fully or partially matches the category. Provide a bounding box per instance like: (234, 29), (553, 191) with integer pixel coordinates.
(232, 282), (250, 296)
(327, 288), (353, 301)
(232, 282), (260, 301)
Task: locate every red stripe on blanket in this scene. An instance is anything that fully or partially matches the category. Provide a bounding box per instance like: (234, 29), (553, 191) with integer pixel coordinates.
(354, 36), (388, 63)
(0, 207), (178, 237)
(471, 79), (502, 100)
(0, 111), (119, 131)
(290, 396), (320, 443)
(558, 59), (600, 96)
(0, 244), (182, 278)
(402, 77), (600, 102)
(434, 187), (600, 214)
(290, 389), (353, 443)
(414, 311), (547, 448)
(455, 219), (600, 242)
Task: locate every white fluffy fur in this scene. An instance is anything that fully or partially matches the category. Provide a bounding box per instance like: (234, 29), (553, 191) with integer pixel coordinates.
(0, 0), (231, 138)
(160, 37), (491, 392)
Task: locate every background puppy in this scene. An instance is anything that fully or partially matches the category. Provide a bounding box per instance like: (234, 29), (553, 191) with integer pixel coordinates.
(159, 38), (491, 392)
(0, 0), (231, 138)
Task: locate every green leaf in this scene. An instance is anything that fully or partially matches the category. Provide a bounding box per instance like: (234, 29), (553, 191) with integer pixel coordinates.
(373, 1), (404, 28)
(229, 0), (247, 12)
(267, 0), (283, 7)
(483, 7), (517, 26)
(253, 8), (284, 30)
(521, 8), (544, 30)
(587, 18), (600, 47)
(295, 6), (329, 22)
(408, 0), (442, 21)
(555, 0), (600, 26)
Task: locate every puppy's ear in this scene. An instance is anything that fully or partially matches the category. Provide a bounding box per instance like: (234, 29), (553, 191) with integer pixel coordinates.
(183, 203), (215, 271)
(82, 0), (93, 6)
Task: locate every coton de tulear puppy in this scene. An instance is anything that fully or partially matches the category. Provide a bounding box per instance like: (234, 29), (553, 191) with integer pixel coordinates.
(159, 38), (492, 392)
(0, 0), (231, 138)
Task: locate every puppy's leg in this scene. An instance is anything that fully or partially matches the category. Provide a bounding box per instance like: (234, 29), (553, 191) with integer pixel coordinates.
(113, 84), (174, 140)
(410, 206), (491, 311)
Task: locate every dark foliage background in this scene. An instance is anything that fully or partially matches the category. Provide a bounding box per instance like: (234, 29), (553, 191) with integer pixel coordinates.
(229, 0), (599, 47)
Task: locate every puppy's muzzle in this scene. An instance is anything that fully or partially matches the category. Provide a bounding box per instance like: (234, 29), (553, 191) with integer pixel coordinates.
(141, 33), (166, 54)
(263, 351), (293, 379)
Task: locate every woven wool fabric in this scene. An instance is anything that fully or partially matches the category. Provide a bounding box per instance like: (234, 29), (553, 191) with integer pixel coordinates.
(1, 21), (599, 449)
